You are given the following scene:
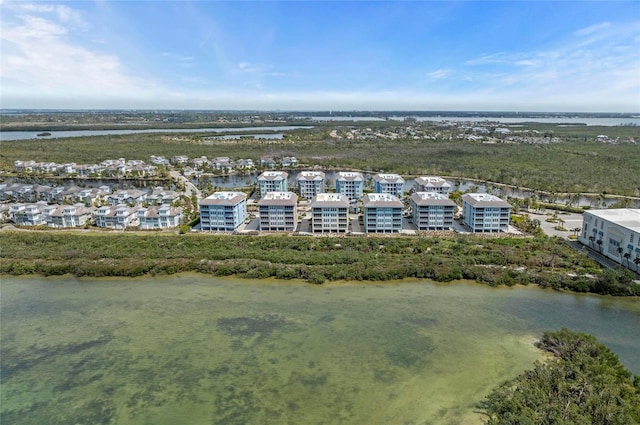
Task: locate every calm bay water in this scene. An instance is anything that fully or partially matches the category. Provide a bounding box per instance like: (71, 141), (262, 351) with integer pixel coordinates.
(0, 126), (312, 141)
(1, 276), (639, 425)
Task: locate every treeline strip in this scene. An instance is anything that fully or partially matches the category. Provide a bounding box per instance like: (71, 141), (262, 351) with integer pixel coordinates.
(0, 232), (637, 295)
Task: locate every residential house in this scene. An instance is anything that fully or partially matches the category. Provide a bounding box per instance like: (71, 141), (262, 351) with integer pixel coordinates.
(150, 155), (170, 166)
(297, 171), (325, 200)
(95, 205), (140, 229)
(235, 159), (255, 170)
(147, 188), (180, 206)
(363, 193), (403, 233)
(46, 204), (95, 228)
(107, 189), (147, 206)
(462, 193), (511, 233)
(137, 205), (183, 229)
(411, 192), (457, 230)
(258, 171), (289, 198)
(579, 209), (640, 271)
(311, 193), (350, 233)
(199, 192), (247, 232)
(171, 155), (189, 165)
(191, 156), (209, 169)
(280, 156), (298, 168)
(373, 173), (405, 197)
(75, 188), (109, 206)
(259, 156), (276, 168)
(44, 186), (65, 204)
(258, 192), (298, 231)
(211, 157), (234, 172)
(12, 202), (48, 226)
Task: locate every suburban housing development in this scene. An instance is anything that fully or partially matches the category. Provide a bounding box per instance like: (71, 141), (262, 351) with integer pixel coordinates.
(5, 151), (640, 274)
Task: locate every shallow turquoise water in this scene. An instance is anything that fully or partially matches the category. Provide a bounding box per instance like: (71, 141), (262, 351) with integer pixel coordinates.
(1, 275), (639, 424)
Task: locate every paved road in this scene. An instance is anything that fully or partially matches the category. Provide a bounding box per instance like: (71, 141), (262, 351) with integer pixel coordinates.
(170, 171), (202, 200)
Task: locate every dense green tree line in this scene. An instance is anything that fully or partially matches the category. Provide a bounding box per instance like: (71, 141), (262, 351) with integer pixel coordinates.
(481, 328), (640, 424)
(1, 232), (637, 295)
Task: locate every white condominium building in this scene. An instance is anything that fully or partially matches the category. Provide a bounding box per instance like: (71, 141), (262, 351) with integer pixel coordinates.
(258, 192), (298, 231)
(311, 193), (350, 233)
(363, 193), (403, 233)
(414, 176), (452, 195)
(258, 171), (289, 198)
(462, 193), (511, 233)
(373, 173), (405, 197)
(199, 192), (247, 232)
(296, 171), (325, 200)
(411, 192), (456, 230)
(335, 172), (364, 201)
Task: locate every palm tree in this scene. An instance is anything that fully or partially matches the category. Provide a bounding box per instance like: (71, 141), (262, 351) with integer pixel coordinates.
(572, 227), (581, 238)
(622, 252), (631, 268)
(634, 256), (640, 272)
(596, 239), (603, 253)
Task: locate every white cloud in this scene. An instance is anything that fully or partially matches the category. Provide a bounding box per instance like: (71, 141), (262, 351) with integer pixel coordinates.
(427, 69), (451, 79)
(0, 2), (162, 102)
(573, 21), (610, 37)
(465, 52), (507, 66)
(459, 21), (640, 112)
(237, 61), (263, 73)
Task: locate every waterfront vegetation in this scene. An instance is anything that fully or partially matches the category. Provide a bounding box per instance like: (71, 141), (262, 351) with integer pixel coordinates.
(1, 232), (638, 295)
(1, 122), (639, 196)
(481, 328), (640, 424)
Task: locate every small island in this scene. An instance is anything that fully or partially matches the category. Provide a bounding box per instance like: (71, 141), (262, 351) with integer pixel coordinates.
(36, 132), (52, 137)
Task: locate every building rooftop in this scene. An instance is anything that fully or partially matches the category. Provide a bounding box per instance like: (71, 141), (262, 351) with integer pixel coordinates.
(462, 193), (511, 208)
(586, 209), (640, 233)
(258, 192), (298, 206)
(297, 171), (325, 181)
(311, 193), (350, 208)
(373, 173), (405, 184)
(258, 171), (288, 181)
(411, 192), (457, 206)
(200, 192), (246, 205)
(336, 171), (364, 181)
(415, 176), (451, 187)
(363, 193), (403, 208)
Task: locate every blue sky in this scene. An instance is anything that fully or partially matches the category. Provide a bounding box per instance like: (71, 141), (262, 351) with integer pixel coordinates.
(1, 1), (639, 111)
